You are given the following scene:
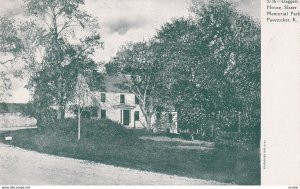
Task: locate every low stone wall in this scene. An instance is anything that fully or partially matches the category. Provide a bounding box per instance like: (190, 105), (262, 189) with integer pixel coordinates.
(0, 113), (37, 128)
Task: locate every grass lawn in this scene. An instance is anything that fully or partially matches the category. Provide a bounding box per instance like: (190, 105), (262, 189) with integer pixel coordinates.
(0, 118), (260, 185)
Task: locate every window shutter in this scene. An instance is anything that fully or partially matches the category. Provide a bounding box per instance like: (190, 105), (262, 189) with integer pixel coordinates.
(168, 113), (173, 123)
(135, 96), (139, 105)
(134, 111), (140, 121)
(120, 94), (125, 103)
(129, 110), (131, 123)
(101, 110), (106, 119)
(101, 93), (106, 102)
(120, 109), (122, 123)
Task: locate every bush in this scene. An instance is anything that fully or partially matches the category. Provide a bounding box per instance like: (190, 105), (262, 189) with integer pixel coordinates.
(40, 118), (135, 141)
(213, 128), (260, 149)
(23, 103), (57, 129)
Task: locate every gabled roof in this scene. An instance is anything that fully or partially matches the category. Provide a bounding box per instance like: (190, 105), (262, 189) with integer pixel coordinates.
(100, 74), (132, 93)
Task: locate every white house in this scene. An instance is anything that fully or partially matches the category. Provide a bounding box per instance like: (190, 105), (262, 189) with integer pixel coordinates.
(65, 74), (178, 133)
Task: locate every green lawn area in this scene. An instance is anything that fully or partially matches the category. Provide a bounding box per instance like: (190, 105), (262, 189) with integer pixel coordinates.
(0, 118), (260, 185)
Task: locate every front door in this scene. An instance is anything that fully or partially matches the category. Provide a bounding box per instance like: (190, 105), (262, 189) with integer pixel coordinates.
(123, 110), (130, 126)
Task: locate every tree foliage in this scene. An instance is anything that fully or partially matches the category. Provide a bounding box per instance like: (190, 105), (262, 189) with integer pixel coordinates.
(165, 1), (259, 140)
(0, 17), (24, 100)
(0, 17), (23, 64)
(106, 0), (260, 143)
(106, 41), (167, 129)
(21, 0), (104, 120)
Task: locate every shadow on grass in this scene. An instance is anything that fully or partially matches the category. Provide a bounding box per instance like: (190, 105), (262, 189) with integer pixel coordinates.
(0, 118), (260, 185)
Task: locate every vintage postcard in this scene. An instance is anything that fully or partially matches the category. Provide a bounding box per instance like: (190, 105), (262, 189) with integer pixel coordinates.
(0, 0), (299, 187)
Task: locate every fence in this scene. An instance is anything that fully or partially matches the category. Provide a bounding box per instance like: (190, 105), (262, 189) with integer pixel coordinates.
(0, 113), (37, 128)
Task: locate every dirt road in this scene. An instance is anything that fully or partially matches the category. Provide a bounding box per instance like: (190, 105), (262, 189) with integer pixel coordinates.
(0, 143), (223, 185)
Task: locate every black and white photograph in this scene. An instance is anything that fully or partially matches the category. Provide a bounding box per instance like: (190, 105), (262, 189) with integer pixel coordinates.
(1, 0), (263, 186)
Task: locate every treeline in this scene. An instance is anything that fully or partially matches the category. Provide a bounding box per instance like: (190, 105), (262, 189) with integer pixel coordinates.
(106, 0), (261, 145)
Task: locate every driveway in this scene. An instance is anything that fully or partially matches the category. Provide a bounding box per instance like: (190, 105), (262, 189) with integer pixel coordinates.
(0, 143), (224, 185)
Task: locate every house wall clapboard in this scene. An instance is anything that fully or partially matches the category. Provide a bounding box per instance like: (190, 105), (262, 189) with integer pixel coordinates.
(65, 74), (178, 133)
(96, 92), (146, 128)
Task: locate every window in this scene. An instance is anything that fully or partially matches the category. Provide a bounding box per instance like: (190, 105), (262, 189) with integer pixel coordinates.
(91, 107), (98, 118)
(101, 110), (106, 119)
(134, 111), (139, 121)
(120, 94), (125, 103)
(100, 93), (106, 102)
(168, 113), (173, 123)
(135, 96), (139, 105)
(81, 109), (91, 119)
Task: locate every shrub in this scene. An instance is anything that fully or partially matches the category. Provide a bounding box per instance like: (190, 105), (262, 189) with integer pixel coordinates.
(23, 103), (57, 129)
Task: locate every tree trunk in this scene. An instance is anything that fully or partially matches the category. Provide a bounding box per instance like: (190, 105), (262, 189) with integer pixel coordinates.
(77, 96), (81, 140)
(145, 114), (152, 130)
(138, 102), (153, 130)
(78, 111), (81, 140)
(57, 105), (65, 120)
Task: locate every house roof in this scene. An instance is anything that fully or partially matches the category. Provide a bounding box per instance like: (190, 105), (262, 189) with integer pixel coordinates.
(86, 74), (177, 112)
(100, 74), (132, 93)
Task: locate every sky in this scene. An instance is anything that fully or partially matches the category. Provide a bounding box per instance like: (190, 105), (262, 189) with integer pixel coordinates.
(0, 0), (260, 103)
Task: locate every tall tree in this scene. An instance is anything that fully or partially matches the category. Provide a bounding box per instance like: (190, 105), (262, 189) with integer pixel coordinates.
(23, 0), (103, 119)
(106, 41), (166, 130)
(151, 17), (221, 135)
(154, 0), (260, 137)
(190, 0), (261, 134)
(74, 74), (90, 140)
(107, 0), (261, 139)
